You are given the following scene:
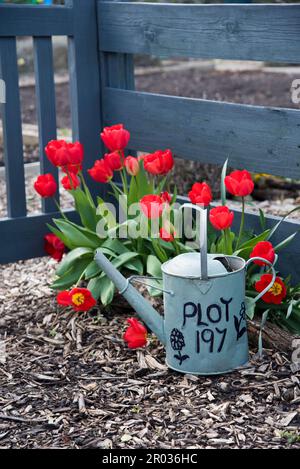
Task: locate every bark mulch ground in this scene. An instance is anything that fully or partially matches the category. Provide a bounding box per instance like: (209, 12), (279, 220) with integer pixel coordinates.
(0, 258), (300, 449)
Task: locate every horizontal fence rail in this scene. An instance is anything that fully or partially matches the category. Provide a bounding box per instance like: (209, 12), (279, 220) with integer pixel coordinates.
(103, 88), (300, 179)
(98, 2), (300, 63)
(0, 5), (74, 37)
(0, 211), (78, 264)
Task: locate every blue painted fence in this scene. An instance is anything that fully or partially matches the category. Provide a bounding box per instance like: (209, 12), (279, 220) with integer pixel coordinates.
(0, 0), (300, 281)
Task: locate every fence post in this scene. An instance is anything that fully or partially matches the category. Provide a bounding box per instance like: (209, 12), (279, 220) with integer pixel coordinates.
(65, 0), (104, 200)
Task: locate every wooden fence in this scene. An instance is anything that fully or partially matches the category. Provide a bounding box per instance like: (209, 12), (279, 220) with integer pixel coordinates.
(1, 1), (300, 281)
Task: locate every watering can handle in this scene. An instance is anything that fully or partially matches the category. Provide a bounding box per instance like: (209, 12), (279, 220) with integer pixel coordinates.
(245, 257), (276, 303)
(180, 203), (208, 280)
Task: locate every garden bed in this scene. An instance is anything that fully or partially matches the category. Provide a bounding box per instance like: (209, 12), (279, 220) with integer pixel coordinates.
(1, 66), (300, 450)
(0, 257), (300, 449)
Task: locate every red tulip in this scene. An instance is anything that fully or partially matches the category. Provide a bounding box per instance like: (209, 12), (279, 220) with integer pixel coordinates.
(143, 149), (174, 175)
(88, 159), (113, 183)
(188, 182), (212, 207)
(57, 287), (97, 312)
(62, 163), (82, 175)
(61, 172), (80, 191)
(34, 173), (57, 198)
(160, 228), (174, 242)
(125, 156), (140, 176)
(225, 169), (254, 197)
(250, 241), (275, 266)
(255, 274), (287, 305)
(140, 194), (164, 219)
(44, 234), (65, 262)
(160, 191), (172, 204)
(123, 318), (148, 349)
(45, 140), (84, 171)
(209, 206), (234, 231)
(101, 124), (130, 152)
(64, 142), (84, 166)
(104, 151), (124, 171)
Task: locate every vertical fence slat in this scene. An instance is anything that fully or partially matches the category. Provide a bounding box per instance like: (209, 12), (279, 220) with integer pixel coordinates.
(99, 0), (136, 180)
(0, 37), (26, 218)
(100, 0), (135, 110)
(66, 0), (103, 200)
(34, 36), (59, 213)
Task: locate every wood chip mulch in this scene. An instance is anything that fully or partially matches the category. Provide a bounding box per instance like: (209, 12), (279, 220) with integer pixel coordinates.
(0, 258), (300, 449)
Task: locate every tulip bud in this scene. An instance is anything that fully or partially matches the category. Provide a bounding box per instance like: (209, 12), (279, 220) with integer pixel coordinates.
(125, 156), (139, 176)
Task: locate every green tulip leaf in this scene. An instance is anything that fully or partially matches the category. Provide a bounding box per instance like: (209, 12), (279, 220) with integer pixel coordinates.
(53, 219), (100, 249)
(84, 260), (101, 280)
(274, 232), (299, 253)
(56, 247), (93, 277)
(220, 158), (228, 206)
(101, 238), (131, 255)
(245, 296), (256, 320)
(47, 224), (76, 250)
(267, 205), (300, 240)
(125, 257), (144, 275)
(147, 255), (162, 278)
(72, 189), (97, 231)
(101, 276), (115, 306)
(88, 274), (115, 305)
(51, 258), (91, 291)
(234, 229), (271, 258)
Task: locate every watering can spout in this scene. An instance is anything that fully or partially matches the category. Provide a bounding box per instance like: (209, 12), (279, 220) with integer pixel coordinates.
(94, 250), (166, 345)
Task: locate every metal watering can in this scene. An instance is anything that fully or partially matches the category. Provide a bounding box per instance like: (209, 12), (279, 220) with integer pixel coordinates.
(95, 204), (276, 375)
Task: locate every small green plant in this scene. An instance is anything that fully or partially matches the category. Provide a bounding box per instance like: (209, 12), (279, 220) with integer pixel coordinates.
(280, 431), (300, 445)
